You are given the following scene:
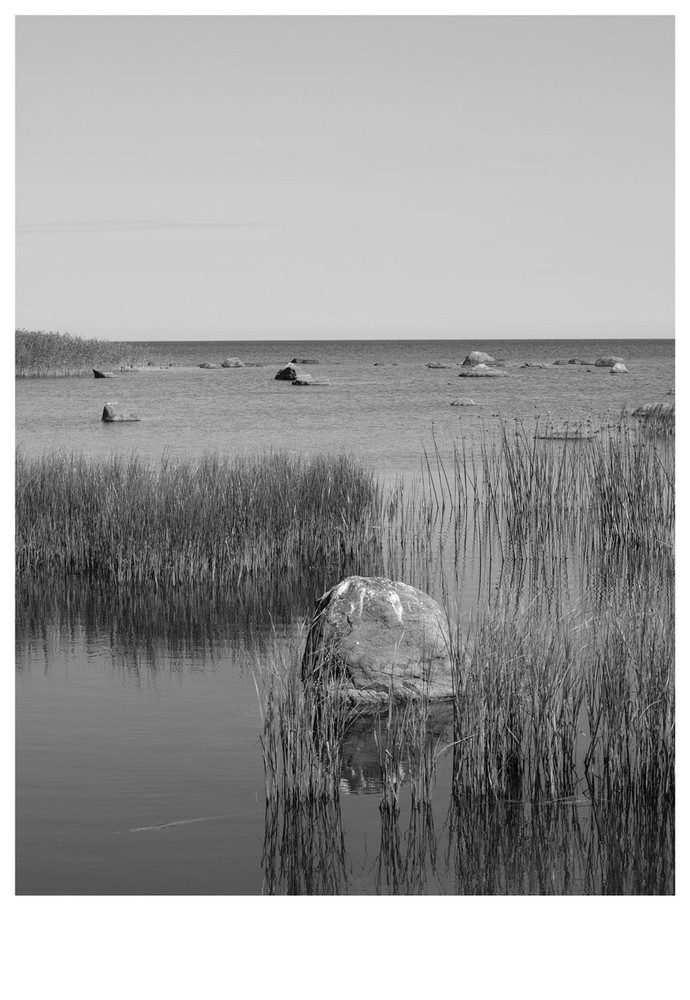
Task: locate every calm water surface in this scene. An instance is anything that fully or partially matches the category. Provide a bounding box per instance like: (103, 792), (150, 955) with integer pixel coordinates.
(16, 339), (675, 894)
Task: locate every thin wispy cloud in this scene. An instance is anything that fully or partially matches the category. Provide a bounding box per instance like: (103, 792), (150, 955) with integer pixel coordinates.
(17, 219), (270, 235)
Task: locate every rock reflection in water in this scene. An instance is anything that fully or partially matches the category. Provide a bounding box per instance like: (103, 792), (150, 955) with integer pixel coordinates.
(339, 701), (455, 795)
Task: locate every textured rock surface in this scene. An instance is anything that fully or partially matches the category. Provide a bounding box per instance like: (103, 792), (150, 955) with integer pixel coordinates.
(302, 576), (454, 702)
(610, 362), (629, 374)
(101, 402), (140, 422)
(275, 364), (298, 381)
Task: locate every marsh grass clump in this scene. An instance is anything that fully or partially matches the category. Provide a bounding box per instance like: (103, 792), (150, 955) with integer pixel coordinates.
(451, 604), (586, 801)
(257, 637), (356, 805)
(15, 329), (147, 377)
(414, 416), (674, 807)
(16, 450), (385, 596)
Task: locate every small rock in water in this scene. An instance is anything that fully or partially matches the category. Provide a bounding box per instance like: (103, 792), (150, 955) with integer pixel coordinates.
(450, 398), (477, 406)
(275, 364), (298, 381)
(290, 357), (318, 364)
(462, 350), (495, 367)
(101, 402), (140, 422)
(595, 356), (625, 368)
(221, 357), (246, 368)
(610, 362), (629, 374)
(458, 364), (508, 378)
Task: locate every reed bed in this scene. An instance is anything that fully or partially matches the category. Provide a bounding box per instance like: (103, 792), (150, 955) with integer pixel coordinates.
(16, 450), (385, 594)
(18, 407), (674, 887)
(15, 329), (147, 377)
(444, 794), (673, 894)
(257, 639), (356, 805)
(424, 416), (675, 805)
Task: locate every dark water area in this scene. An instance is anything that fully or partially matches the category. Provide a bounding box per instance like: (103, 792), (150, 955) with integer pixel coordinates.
(15, 339), (675, 894)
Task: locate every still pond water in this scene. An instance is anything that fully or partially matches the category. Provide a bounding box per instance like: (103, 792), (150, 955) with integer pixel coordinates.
(16, 339), (674, 894)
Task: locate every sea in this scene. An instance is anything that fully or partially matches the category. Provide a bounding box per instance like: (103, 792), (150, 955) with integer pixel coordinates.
(15, 338), (675, 895)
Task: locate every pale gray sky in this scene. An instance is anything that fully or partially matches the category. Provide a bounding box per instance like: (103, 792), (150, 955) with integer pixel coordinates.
(15, 15), (674, 340)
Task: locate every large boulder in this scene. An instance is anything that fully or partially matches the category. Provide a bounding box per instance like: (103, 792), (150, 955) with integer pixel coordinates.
(462, 350), (495, 367)
(302, 576), (454, 703)
(101, 402), (140, 422)
(221, 357), (245, 368)
(610, 362), (629, 374)
(595, 356), (625, 367)
(275, 364), (298, 381)
(458, 364), (508, 378)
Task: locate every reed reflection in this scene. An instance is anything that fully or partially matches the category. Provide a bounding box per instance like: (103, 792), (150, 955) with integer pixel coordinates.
(445, 795), (674, 895)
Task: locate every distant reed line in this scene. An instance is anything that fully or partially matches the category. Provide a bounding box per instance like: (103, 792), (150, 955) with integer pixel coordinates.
(15, 329), (148, 377)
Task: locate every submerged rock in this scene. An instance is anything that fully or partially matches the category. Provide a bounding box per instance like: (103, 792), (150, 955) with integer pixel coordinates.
(427, 362), (451, 369)
(292, 377), (330, 386)
(221, 357), (246, 368)
(520, 363), (551, 369)
(302, 576), (454, 703)
(199, 362), (222, 369)
(450, 398), (477, 406)
(101, 402), (140, 422)
(275, 364), (298, 381)
(290, 357), (318, 364)
(462, 350), (495, 367)
(458, 364), (508, 378)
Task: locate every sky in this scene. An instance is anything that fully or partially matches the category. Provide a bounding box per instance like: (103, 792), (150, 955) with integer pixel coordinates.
(15, 15), (674, 340)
